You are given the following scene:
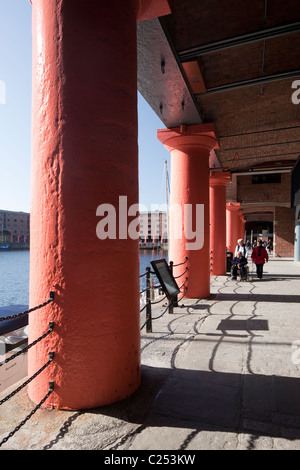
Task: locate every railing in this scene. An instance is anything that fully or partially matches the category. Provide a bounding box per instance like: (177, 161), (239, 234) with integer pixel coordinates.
(0, 292), (55, 448)
(140, 257), (188, 333)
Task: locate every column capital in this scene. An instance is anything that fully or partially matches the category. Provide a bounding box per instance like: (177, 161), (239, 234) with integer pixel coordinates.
(137, 0), (171, 22)
(157, 123), (219, 153)
(29, 0), (172, 23)
(226, 202), (241, 212)
(210, 171), (231, 187)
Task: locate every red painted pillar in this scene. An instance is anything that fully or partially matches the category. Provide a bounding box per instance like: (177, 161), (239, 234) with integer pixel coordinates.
(226, 203), (241, 254)
(28, 0), (146, 410)
(158, 124), (218, 298)
(237, 210), (243, 240)
(209, 172), (231, 275)
(238, 212), (244, 240)
(242, 218), (246, 239)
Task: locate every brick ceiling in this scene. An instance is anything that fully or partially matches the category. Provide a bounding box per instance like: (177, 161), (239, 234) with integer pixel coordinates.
(138, 0), (300, 171)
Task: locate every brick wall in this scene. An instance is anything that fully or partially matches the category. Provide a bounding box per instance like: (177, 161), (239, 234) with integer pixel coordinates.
(274, 206), (294, 257)
(237, 173), (291, 203)
(226, 174), (237, 202)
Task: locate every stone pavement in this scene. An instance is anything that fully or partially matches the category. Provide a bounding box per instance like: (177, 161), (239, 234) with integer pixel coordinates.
(1, 258), (300, 450)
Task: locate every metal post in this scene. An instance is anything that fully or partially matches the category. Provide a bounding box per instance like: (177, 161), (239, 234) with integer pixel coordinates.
(146, 267), (152, 333)
(294, 220), (300, 262)
(168, 261), (176, 312)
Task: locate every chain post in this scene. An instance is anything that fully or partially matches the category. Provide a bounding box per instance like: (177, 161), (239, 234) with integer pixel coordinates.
(168, 261), (175, 313)
(146, 267), (152, 333)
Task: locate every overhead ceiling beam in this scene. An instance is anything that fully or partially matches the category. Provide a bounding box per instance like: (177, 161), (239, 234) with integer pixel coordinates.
(218, 140), (300, 152)
(178, 21), (300, 61)
(137, 18), (202, 128)
(231, 169), (291, 175)
(197, 69), (300, 96)
(219, 126), (300, 139)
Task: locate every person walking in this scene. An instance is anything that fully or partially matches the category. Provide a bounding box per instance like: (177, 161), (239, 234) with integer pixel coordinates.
(251, 239), (268, 279)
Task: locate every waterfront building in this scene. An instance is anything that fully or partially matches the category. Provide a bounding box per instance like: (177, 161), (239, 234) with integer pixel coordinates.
(0, 210), (30, 244)
(139, 211), (168, 244)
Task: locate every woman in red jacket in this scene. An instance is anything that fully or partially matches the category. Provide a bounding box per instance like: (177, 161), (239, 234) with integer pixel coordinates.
(251, 240), (269, 279)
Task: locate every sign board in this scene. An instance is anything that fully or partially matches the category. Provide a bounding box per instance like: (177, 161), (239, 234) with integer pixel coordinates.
(150, 259), (180, 301)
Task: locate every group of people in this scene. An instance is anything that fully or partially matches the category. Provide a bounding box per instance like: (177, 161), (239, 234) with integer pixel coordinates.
(245, 239), (273, 254)
(230, 238), (269, 281)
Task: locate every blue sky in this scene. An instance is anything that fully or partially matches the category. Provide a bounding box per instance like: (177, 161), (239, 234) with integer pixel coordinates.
(0, 0), (169, 213)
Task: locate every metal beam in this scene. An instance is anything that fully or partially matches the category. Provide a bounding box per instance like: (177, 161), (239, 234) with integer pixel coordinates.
(137, 18), (202, 128)
(178, 21), (300, 61)
(231, 169), (291, 175)
(197, 69), (300, 96)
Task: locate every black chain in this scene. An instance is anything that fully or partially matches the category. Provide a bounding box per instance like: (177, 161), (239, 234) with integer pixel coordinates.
(152, 300), (174, 320)
(179, 278), (188, 289)
(0, 292), (55, 322)
(173, 267), (188, 279)
(140, 303), (147, 314)
(177, 287), (188, 302)
(0, 322), (54, 367)
(172, 257), (188, 267)
(0, 382), (54, 448)
(0, 352), (54, 406)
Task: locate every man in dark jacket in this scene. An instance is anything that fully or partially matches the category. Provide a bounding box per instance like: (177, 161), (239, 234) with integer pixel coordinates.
(231, 251), (248, 280)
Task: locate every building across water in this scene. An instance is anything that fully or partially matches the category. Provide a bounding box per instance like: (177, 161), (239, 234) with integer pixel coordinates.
(139, 211), (168, 248)
(0, 210), (30, 249)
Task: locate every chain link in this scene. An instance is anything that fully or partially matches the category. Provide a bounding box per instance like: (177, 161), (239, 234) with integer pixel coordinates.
(0, 352), (54, 406)
(0, 322), (54, 368)
(0, 382), (54, 448)
(0, 293), (55, 448)
(172, 257), (188, 267)
(0, 292), (55, 322)
(173, 266), (188, 279)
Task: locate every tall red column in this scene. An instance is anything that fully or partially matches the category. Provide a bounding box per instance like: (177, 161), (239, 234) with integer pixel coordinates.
(242, 218), (246, 240)
(226, 203), (241, 254)
(237, 210), (244, 240)
(28, 0), (145, 410)
(238, 212), (245, 240)
(209, 172), (231, 275)
(158, 124), (218, 298)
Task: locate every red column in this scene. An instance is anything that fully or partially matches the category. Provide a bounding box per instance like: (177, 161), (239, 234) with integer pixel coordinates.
(241, 218), (246, 240)
(209, 172), (231, 275)
(226, 203), (241, 254)
(29, 0), (145, 410)
(238, 212), (244, 240)
(158, 124), (218, 298)
(237, 210), (244, 240)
